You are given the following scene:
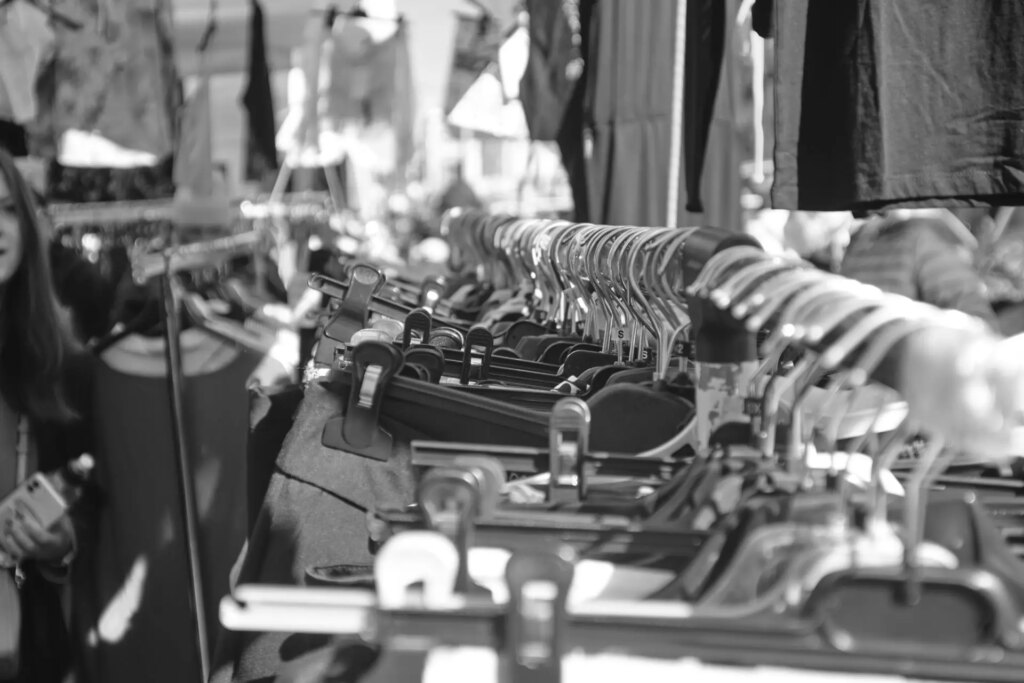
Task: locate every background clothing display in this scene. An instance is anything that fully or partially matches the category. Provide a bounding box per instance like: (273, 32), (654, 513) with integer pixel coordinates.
(772, 0), (1024, 210)
(46, 159), (176, 203)
(29, 0), (179, 165)
(580, 0), (740, 229)
(0, 0), (55, 126)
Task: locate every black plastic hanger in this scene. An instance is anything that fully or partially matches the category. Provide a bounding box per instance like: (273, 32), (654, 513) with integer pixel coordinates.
(321, 341), (404, 460)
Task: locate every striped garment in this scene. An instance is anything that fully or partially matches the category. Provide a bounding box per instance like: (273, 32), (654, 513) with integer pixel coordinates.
(840, 218), (997, 327)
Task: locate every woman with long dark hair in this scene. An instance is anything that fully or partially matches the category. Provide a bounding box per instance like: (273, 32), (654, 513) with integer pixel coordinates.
(0, 148), (96, 683)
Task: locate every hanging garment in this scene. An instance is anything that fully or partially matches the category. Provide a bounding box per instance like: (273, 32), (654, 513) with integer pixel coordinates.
(0, 122), (28, 158)
(244, 383), (303, 532)
(276, 16), (415, 176)
(519, 0), (583, 141)
(444, 9), (504, 116)
(77, 334), (263, 683)
(582, 0), (741, 228)
(46, 159), (176, 203)
(209, 381), (418, 683)
(241, 0), (279, 183)
(772, 0), (1024, 210)
(689, 0), (743, 231)
(173, 76), (214, 199)
(0, 0), (55, 125)
(683, 0), (725, 215)
(520, 0), (591, 221)
(28, 0), (178, 165)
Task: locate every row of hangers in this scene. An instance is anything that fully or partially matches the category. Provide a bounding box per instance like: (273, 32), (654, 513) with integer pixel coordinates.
(220, 210), (1024, 681)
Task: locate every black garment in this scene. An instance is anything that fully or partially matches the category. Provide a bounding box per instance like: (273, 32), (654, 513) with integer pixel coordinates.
(46, 159), (175, 203)
(514, 0), (595, 222)
(246, 383), (303, 532)
(0, 122), (28, 158)
(8, 352), (98, 683)
(210, 382), (419, 683)
(683, 0), (725, 214)
(558, 0), (595, 223)
(80, 348), (262, 683)
(752, 0), (774, 38)
(773, 0), (1024, 210)
(242, 0), (279, 182)
(49, 243), (117, 343)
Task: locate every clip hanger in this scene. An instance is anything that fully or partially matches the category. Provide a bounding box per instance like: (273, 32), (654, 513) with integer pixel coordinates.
(403, 345), (446, 383)
(504, 549), (574, 683)
(402, 307), (433, 349)
(548, 398), (591, 504)
(460, 325), (495, 385)
(418, 457), (504, 594)
(322, 341), (403, 460)
(309, 265), (385, 366)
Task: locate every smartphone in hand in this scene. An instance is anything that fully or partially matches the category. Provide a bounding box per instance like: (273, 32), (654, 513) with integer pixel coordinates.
(0, 473), (67, 530)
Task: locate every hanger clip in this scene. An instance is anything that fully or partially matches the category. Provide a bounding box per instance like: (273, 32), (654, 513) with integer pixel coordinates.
(402, 307), (433, 349)
(418, 467), (481, 594)
(460, 325), (495, 385)
(309, 264), (385, 367)
(322, 341), (402, 460)
(504, 549), (574, 683)
(548, 398), (591, 504)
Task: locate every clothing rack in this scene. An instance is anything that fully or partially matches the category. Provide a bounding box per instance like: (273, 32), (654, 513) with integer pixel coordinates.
(131, 229), (268, 283)
(444, 212), (1021, 458)
(46, 191), (335, 229)
(214, 215), (1024, 682)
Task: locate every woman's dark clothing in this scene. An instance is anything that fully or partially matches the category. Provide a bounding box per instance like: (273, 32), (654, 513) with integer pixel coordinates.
(6, 351), (98, 683)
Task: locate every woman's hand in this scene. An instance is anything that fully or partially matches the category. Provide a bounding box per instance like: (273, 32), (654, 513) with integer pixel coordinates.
(0, 503), (74, 564)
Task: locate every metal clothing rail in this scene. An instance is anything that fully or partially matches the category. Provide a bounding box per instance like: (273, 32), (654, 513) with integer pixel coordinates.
(131, 229), (268, 284)
(47, 191), (335, 229)
(445, 211), (1022, 457)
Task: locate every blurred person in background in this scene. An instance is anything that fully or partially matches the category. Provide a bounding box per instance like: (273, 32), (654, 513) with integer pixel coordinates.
(974, 207), (1024, 335)
(0, 149), (97, 683)
(840, 210), (996, 327)
(780, 208), (996, 327)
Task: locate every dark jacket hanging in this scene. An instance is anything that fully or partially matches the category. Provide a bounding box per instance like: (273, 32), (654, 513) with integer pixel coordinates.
(242, 0), (279, 182)
(683, 0), (725, 214)
(772, 0), (1024, 210)
(520, 0), (592, 222)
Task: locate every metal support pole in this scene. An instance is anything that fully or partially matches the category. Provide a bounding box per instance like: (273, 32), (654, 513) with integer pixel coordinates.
(161, 264), (211, 682)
